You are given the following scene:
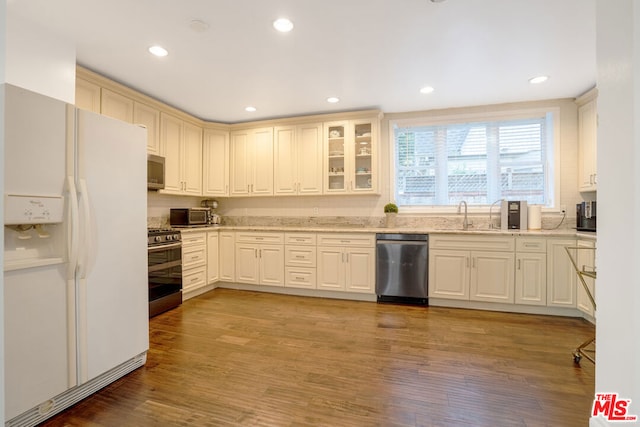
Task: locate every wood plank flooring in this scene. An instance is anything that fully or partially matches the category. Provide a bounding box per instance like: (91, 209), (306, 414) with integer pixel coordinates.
(42, 289), (595, 426)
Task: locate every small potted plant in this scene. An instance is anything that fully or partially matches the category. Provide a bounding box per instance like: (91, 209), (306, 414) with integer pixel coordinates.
(384, 203), (398, 228)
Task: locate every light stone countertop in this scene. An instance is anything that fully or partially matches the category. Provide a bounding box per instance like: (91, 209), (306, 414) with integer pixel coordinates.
(176, 225), (595, 239)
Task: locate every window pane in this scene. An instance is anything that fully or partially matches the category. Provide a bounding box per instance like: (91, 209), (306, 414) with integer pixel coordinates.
(393, 115), (551, 207)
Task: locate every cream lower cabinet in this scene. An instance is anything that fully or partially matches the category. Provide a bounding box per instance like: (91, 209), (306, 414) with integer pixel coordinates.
(429, 235), (515, 303)
(219, 231), (235, 282)
(514, 238), (547, 306)
(181, 231), (207, 299)
(546, 239), (577, 307)
(576, 239), (596, 318)
(207, 231), (219, 284)
(316, 234), (375, 293)
(284, 233), (317, 289)
(235, 232), (284, 286)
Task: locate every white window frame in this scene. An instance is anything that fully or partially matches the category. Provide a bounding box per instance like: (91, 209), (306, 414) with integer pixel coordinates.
(388, 107), (561, 214)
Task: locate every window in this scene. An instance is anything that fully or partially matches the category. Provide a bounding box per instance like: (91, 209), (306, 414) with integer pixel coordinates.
(391, 110), (557, 209)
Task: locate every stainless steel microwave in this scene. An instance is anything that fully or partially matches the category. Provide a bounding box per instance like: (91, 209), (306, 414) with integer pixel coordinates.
(169, 208), (209, 227)
(147, 154), (165, 190)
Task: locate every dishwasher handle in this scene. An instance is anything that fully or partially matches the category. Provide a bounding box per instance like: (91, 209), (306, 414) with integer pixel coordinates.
(377, 240), (428, 246)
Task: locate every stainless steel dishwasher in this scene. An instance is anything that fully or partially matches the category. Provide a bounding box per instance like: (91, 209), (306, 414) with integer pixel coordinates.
(375, 234), (428, 305)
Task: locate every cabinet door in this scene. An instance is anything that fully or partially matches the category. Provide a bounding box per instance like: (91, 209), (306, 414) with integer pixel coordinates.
(547, 239), (577, 307)
(470, 251), (515, 303)
(251, 127), (274, 195)
(428, 249), (469, 300)
(515, 252), (547, 305)
(351, 119), (375, 193)
(324, 121), (347, 193)
(100, 88), (133, 123)
(183, 122), (203, 196)
(259, 245), (284, 287)
(75, 78), (101, 113)
(235, 244), (259, 284)
(345, 247), (375, 293)
(317, 247), (345, 291)
(576, 240), (596, 317)
(207, 232), (220, 284)
(219, 232), (235, 281)
(274, 126), (297, 195)
(230, 130), (250, 196)
(578, 98), (597, 192)
(297, 123), (323, 195)
(203, 129), (229, 196)
(160, 113), (183, 193)
(133, 102), (160, 154)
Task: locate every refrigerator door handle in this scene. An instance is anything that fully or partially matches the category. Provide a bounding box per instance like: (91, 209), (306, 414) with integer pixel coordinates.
(67, 175), (80, 277)
(78, 178), (92, 280)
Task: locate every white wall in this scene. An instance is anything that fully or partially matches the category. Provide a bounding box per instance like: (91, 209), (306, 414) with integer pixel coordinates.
(0, 0), (6, 422)
(592, 1), (640, 426)
(5, 8), (75, 103)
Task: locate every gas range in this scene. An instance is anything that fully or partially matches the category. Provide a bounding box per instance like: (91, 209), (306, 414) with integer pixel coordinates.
(147, 228), (182, 247)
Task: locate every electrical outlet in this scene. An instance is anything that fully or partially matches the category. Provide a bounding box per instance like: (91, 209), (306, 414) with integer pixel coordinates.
(560, 205), (566, 214)
(313, 207), (319, 215)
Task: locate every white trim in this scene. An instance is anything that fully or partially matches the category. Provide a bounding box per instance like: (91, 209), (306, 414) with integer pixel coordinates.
(388, 106), (562, 214)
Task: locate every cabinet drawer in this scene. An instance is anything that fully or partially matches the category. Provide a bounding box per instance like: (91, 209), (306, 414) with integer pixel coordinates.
(317, 233), (375, 247)
(235, 232), (284, 245)
(183, 266), (206, 292)
(516, 238), (546, 253)
(285, 267), (317, 289)
(285, 232), (317, 246)
(183, 246), (206, 269)
(181, 231), (207, 247)
(285, 246), (317, 267)
(429, 234), (515, 251)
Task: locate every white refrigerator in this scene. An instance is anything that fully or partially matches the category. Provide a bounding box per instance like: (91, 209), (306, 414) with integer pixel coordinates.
(3, 84), (149, 426)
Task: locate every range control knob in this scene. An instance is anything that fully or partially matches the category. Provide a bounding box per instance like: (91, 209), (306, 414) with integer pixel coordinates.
(166, 235), (173, 241)
(173, 234), (181, 241)
(154, 236), (162, 243)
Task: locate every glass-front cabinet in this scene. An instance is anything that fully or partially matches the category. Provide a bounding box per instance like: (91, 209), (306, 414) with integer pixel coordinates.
(324, 117), (377, 194)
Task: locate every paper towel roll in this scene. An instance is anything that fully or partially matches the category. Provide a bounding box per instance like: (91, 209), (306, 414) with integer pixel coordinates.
(528, 205), (542, 230)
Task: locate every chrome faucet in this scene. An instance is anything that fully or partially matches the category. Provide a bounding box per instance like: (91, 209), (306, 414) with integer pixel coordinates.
(457, 201), (469, 230)
(488, 199), (505, 229)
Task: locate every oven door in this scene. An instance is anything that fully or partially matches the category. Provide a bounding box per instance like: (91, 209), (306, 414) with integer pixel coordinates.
(148, 242), (182, 317)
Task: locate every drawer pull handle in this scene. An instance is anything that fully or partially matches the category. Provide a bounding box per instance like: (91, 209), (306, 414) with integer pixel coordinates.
(296, 255), (305, 258)
(191, 277), (199, 283)
(295, 276), (305, 281)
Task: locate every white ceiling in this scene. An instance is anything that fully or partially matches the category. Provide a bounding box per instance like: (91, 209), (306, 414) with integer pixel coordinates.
(10, 0), (596, 124)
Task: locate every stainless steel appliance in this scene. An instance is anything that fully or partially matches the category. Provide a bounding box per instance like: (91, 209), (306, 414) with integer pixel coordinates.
(576, 201), (597, 232)
(170, 207), (209, 227)
(501, 200), (528, 230)
(375, 234), (429, 305)
(147, 154), (165, 190)
(148, 229), (183, 317)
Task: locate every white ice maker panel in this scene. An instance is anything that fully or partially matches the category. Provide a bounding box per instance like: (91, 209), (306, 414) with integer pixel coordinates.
(4, 194), (64, 225)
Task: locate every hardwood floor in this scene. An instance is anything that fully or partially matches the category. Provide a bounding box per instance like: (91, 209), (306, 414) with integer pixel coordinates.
(42, 289), (595, 426)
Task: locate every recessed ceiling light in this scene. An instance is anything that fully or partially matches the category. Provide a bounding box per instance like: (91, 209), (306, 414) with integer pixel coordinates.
(245, 106), (257, 112)
(327, 97), (340, 104)
(419, 86), (435, 94)
(189, 20), (210, 33)
(148, 45), (168, 57)
(273, 18), (294, 33)
(529, 75), (549, 84)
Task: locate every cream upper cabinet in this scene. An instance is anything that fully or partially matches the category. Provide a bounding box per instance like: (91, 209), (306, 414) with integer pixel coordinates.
(203, 128), (230, 197)
(133, 102), (160, 154)
(577, 88), (598, 192)
(75, 78), (101, 113)
(546, 239), (577, 307)
(274, 123), (323, 196)
(100, 88), (134, 123)
(230, 127), (274, 197)
(160, 113), (203, 196)
(324, 118), (378, 194)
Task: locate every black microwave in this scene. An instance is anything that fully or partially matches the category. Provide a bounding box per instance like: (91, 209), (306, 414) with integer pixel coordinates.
(170, 208), (209, 227)
(147, 154), (165, 190)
